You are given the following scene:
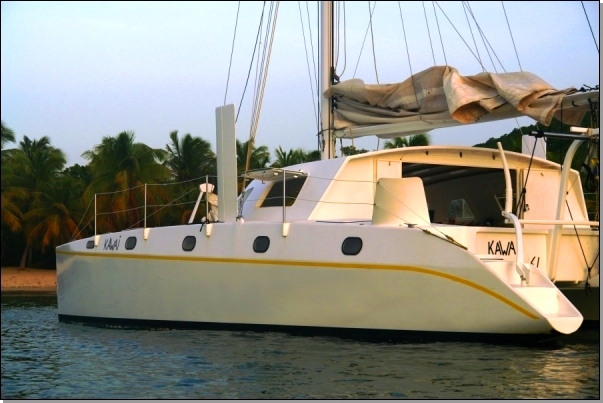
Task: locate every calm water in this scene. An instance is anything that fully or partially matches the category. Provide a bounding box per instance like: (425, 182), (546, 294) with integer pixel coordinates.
(1, 296), (599, 399)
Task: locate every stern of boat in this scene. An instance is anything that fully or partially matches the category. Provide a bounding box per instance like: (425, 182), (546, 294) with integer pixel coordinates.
(482, 257), (583, 334)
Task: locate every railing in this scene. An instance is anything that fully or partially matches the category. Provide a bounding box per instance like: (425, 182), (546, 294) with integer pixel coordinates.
(74, 175), (218, 242)
(497, 143), (531, 284)
(76, 164), (599, 281)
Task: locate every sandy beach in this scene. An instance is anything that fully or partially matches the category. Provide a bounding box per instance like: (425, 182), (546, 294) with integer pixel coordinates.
(1, 267), (57, 294)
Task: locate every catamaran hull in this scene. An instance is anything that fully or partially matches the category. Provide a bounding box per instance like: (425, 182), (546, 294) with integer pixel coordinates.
(56, 222), (582, 337)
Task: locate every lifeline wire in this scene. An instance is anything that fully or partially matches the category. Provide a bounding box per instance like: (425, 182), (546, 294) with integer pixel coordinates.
(223, 2), (241, 105)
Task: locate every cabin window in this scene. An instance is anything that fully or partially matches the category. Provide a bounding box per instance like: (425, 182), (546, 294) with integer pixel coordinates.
(125, 237), (137, 250)
(86, 240), (95, 249)
(182, 236), (196, 252)
(253, 236), (270, 253)
(260, 176), (307, 208)
(342, 237), (363, 256)
(447, 199), (475, 225)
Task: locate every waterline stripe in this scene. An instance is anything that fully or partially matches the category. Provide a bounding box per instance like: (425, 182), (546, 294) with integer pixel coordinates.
(57, 250), (540, 319)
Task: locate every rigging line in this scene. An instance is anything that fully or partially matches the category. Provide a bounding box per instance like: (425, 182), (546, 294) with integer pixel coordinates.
(334, 1), (339, 70)
(565, 164), (584, 199)
(245, 4), (270, 181)
(249, 30), (262, 137)
(74, 216), (96, 241)
(336, 1), (348, 77)
(251, 3), (272, 119)
(305, 1), (320, 131)
(565, 199), (596, 277)
(145, 200), (196, 209)
(146, 175), (218, 187)
(463, 3), (500, 73)
(298, 1), (319, 128)
(352, 1), (377, 78)
(367, 1), (379, 83)
(376, 186), (428, 226)
(251, 5), (268, 125)
(316, 2), (322, 153)
(377, 181), (464, 247)
(398, 2), (420, 119)
(500, 1), (522, 71)
(421, 228), (468, 249)
(247, 2), (279, 174)
(94, 184), (145, 196)
(224, 1), (241, 105)
(71, 196), (96, 241)
(304, 1), (319, 99)
(236, 2), (267, 122)
(422, 1), (436, 65)
(518, 119), (545, 157)
(250, 2), (275, 137)
(433, 2), (485, 71)
(316, 2), (320, 90)
(581, 1), (599, 54)
(432, 1), (447, 66)
(462, 1), (483, 72)
(129, 187), (200, 229)
(514, 134), (538, 215)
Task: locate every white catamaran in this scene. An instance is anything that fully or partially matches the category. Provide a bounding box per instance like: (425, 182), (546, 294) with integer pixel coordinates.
(56, 2), (599, 340)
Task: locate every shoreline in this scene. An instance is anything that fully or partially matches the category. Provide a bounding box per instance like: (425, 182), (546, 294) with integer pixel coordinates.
(1, 267), (57, 295)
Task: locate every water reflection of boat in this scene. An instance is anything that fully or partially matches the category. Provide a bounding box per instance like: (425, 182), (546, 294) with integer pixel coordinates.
(56, 2), (598, 339)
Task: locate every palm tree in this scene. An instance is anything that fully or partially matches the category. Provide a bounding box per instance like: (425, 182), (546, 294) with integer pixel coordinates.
(164, 131), (216, 224)
(304, 149), (321, 162)
(1, 121), (20, 232)
(236, 139), (270, 173)
(383, 133), (431, 149)
(1, 122), (20, 263)
(340, 145), (370, 156)
(23, 174), (85, 253)
(235, 139), (270, 193)
(271, 146), (306, 168)
(165, 130), (216, 183)
(3, 136), (67, 267)
(83, 131), (171, 233)
(1, 121), (16, 151)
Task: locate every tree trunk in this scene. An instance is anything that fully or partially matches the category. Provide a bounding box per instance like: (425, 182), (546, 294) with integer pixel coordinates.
(19, 245), (30, 269)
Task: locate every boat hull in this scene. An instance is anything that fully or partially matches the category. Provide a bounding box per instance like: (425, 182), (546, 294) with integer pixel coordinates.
(57, 222), (581, 336)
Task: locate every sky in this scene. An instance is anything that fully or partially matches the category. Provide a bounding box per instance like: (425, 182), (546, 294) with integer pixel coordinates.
(1, 1), (600, 167)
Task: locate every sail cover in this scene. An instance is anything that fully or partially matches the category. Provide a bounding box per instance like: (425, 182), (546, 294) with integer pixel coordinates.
(324, 66), (587, 139)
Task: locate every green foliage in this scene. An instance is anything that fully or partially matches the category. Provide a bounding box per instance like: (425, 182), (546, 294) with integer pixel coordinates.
(305, 150), (321, 162)
(340, 145), (370, 156)
(472, 114), (597, 171)
(1, 121), (16, 150)
(82, 131), (171, 233)
(2, 135), (68, 267)
(271, 146), (306, 168)
(165, 131), (216, 182)
(383, 133), (431, 149)
(163, 131), (217, 224)
(236, 139), (270, 173)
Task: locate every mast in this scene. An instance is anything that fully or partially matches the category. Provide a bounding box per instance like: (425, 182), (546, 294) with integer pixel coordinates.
(320, 1), (335, 160)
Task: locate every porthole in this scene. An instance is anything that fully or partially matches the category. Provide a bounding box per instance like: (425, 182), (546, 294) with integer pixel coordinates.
(342, 237), (362, 256)
(86, 240), (95, 249)
(182, 236), (196, 252)
(253, 236), (270, 253)
(125, 236), (137, 250)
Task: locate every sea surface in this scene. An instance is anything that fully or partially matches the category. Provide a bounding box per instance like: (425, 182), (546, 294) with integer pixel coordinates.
(1, 295), (599, 399)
